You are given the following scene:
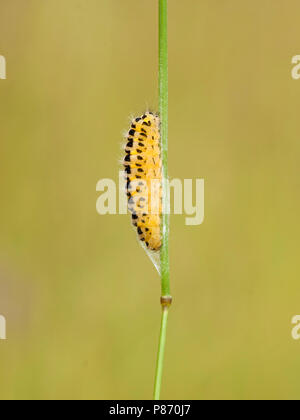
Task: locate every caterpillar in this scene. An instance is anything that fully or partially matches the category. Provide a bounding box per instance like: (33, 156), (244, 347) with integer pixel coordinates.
(123, 112), (162, 251)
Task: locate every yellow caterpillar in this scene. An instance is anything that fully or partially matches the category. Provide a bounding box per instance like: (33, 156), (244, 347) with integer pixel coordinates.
(123, 112), (162, 251)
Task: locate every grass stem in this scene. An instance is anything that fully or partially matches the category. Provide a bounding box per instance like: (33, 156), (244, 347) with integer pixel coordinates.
(153, 307), (169, 400)
(153, 0), (171, 400)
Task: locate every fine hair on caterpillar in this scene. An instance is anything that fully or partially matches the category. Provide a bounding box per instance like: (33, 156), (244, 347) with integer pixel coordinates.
(123, 112), (162, 252)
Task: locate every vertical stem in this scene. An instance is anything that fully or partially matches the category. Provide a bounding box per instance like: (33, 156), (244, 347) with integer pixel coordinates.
(153, 307), (169, 400)
(159, 0), (170, 299)
(154, 0), (171, 401)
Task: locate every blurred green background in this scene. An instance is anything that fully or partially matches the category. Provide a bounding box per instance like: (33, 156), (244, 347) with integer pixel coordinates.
(0, 0), (300, 400)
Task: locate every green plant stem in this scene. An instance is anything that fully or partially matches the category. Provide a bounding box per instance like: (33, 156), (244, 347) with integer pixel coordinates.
(154, 0), (171, 401)
(153, 307), (169, 400)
